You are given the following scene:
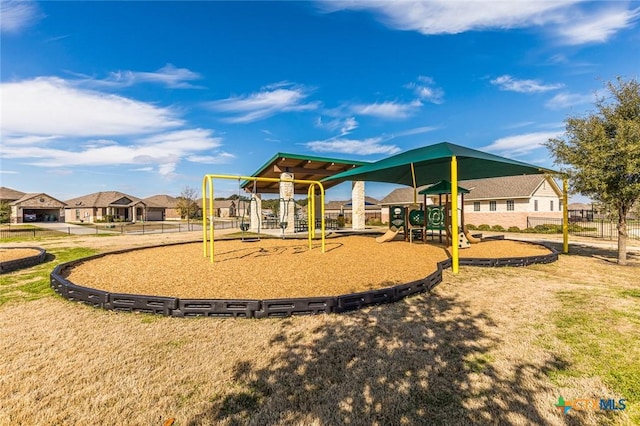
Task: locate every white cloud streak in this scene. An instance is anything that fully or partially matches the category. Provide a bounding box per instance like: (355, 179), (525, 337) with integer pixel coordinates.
(405, 76), (444, 104)
(491, 75), (563, 93)
(0, 0), (41, 34)
(2, 129), (224, 177)
(545, 92), (596, 109)
(1, 77), (183, 137)
(305, 138), (401, 155)
(482, 131), (562, 157)
(350, 100), (422, 119)
(316, 116), (359, 135)
(317, 0), (638, 45)
(86, 64), (204, 89)
(206, 83), (319, 123)
(557, 7), (640, 45)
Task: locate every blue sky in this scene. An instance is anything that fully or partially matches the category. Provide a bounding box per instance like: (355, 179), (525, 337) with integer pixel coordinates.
(1, 0), (639, 202)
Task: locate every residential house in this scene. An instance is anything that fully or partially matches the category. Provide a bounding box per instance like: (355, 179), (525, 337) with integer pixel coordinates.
(325, 197), (382, 223)
(1, 186), (67, 223)
(143, 195), (183, 221)
(64, 191), (147, 223)
(380, 174), (562, 229)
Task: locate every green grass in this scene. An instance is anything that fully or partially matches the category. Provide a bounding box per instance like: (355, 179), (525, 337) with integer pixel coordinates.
(0, 247), (98, 306)
(548, 289), (640, 423)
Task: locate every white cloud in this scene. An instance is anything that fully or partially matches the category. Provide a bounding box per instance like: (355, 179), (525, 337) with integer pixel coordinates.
(206, 83), (319, 123)
(482, 131), (562, 157)
(491, 75), (563, 93)
(187, 152), (236, 164)
(556, 7), (640, 45)
(391, 126), (439, 138)
(545, 92), (595, 109)
(87, 64), (204, 89)
(350, 100), (421, 119)
(0, 0), (41, 34)
(406, 76), (444, 104)
(316, 116), (359, 134)
(0, 170), (19, 174)
(317, 0), (638, 45)
(305, 138), (401, 155)
(0, 77), (183, 137)
(1, 129), (223, 177)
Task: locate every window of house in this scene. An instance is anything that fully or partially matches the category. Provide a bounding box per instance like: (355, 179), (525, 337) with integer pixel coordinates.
(507, 200), (514, 211)
(490, 201), (497, 211)
(474, 202), (480, 211)
(75, 209), (80, 220)
(559, 202), (562, 211)
(550, 200), (554, 211)
(534, 200), (539, 211)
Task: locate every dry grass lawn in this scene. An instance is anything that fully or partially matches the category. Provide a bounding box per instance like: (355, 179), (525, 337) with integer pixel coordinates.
(0, 232), (638, 426)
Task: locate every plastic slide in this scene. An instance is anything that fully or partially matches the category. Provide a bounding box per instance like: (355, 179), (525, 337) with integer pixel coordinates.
(376, 227), (401, 243)
(463, 226), (482, 244)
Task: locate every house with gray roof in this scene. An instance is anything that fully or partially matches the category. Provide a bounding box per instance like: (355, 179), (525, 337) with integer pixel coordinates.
(64, 191), (147, 223)
(379, 174), (562, 228)
(143, 194), (183, 221)
(1, 187), (67, 224)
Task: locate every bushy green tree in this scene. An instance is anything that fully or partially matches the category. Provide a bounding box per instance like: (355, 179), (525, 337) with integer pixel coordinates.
(546, 77), (640, 265)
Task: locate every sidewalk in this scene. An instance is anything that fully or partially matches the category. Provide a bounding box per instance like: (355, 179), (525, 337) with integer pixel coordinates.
(481, 231), (640, 252)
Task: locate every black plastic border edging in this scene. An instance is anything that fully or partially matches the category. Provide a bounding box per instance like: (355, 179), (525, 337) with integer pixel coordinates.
(1, 247), (47, 274)
(49, 240), (559, 319)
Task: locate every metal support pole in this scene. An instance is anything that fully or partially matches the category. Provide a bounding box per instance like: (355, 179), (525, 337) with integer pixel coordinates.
(451, 156), (459, 274)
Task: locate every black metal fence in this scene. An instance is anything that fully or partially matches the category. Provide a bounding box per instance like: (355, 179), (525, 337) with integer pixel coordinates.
(0, 220), (238, 240)
(526, 216), (640, 240)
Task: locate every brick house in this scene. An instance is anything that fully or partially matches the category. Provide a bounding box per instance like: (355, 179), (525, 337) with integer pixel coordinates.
(64, 191), (147, 223)
(142, 195), (183, 221)
(1, 187), (67, 223)
(380, 174), (562, 229)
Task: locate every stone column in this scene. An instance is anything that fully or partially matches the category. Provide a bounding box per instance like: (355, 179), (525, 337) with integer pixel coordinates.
(250, 193), (262, 232)
(279, 172), (295, 233)
(351, 180), (366, 230)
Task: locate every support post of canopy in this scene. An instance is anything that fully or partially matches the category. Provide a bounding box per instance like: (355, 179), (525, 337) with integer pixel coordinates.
(451, 156), (459, 274)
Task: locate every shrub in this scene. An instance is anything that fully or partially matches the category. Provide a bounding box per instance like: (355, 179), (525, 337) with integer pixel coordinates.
(465, 224), (477, 230)
(507, 226), (521, 233)
(490, 224), (505, 232)
(477, 224), (491, 231)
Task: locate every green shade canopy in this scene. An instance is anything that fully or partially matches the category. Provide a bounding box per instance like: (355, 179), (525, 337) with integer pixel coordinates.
(418, 180), (470, 195)
(323, 142), (555, 186)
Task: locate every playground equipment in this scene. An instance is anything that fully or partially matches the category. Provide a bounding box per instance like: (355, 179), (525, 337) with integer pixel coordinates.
(278, 197), (296, 239)
(376, 206), (405, 243)
(237, 180), (261, 242)
(202, 174), (325, 262)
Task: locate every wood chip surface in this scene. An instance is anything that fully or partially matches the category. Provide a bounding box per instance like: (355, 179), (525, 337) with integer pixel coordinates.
(63, 236), (551, 299)
(0, 248), (41, 263)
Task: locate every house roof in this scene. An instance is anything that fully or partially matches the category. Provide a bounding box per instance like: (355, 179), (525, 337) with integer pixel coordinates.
(461, 175), (559, 200)
(380, 175), (558, 205)
(65, 191), (145, 208)
(325, 196), (381, 210)
(0, 186), (26, 201)
(143, 194), (179, 208)
(10, 193), (67, 206)
(241, 152), (369, 194)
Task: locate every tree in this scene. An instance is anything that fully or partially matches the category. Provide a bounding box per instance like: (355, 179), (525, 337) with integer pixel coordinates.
(545, 77), (640, 265)
(0, 201), (10, 224)
(176, 186), (199, 230)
